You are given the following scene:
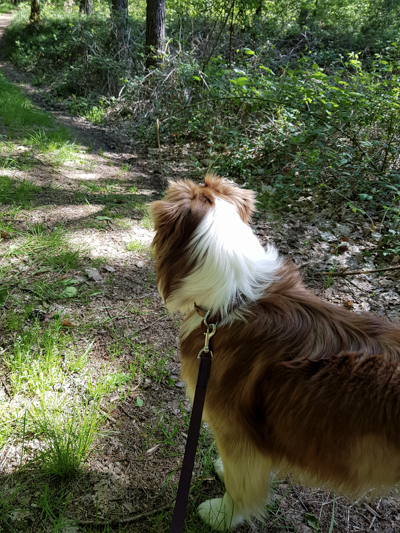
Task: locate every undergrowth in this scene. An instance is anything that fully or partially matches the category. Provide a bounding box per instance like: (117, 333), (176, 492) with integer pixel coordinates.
(4, 2), (400, 258)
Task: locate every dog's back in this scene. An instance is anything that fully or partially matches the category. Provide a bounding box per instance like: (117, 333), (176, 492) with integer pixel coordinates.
(182, 261), (400, 494)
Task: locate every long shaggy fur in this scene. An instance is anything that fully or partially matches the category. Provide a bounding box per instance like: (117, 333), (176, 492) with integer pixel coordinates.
(150, 174), (400, 531)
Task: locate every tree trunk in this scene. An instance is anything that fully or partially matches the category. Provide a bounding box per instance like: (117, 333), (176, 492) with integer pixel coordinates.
(80, 0), (93, 16)
(146, 0), (165, 69)
(29, 0), (40, 23)
(111, 0), (129, 62)
(112, 0), (128, 18)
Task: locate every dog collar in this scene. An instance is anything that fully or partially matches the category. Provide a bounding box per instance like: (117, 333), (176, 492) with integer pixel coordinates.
(194, 298), (243, 323)
(194, 303), (208, 318)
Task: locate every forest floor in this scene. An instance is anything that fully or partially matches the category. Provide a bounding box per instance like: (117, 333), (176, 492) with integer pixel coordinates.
(1, 10), (400, 533)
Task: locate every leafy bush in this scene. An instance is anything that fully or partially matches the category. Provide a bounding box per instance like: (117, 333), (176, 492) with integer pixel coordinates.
(4, 0), (400, 234)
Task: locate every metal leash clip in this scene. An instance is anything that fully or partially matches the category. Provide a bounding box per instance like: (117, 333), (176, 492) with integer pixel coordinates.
(197, 311), (217, 359)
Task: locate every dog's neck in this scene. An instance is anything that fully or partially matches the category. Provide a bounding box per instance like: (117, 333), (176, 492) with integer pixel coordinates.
(164, 197), (281, 321)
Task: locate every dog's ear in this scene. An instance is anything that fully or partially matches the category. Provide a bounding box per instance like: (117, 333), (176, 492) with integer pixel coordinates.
(204, 173), (256, 223)
(149, 199), (186, 246)
(150, 180), (213, 251)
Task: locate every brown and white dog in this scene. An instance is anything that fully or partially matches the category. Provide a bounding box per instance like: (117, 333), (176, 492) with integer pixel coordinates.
(150, 174), (400, 531)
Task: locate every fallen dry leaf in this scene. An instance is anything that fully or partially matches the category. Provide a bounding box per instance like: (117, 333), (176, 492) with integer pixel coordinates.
(145, 444), (160, 456)
(343, 300), (354, 309)
(61, 318), (76, 327)
(0, 231), (10, 239)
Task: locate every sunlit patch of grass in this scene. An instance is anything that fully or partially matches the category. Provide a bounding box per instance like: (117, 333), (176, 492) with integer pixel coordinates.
(0, 405), (13, 448)
(141, 213), (153, 230)
(26, 128), (79, 165)
(27, 221), (45, 236)
(3, 229), (86, 272)
(125, 238), (149, 253)
(84, 105), (105, 125)
(3, 319), (72, 395)
(86, 368), (132, 400)
(0, 1), (14, 13)
(100, 179), (121, 193)
(30, 394), (106, 477)
(0, 71), (80, 168)
(114, 217), (132, 229)
(0, 72), (53, 131)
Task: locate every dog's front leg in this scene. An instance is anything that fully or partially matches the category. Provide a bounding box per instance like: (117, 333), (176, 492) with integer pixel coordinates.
(198, 491), (240, 532)
(198, 442), (271, 531)
(214, 456), (225, 483)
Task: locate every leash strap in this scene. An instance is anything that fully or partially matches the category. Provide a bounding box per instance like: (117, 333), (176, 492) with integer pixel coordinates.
(169, 354), (212, 533)
(170, 313), (216, 533)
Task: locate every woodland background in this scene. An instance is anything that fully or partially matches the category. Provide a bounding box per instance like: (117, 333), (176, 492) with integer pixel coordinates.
(1, 0), (400, 532)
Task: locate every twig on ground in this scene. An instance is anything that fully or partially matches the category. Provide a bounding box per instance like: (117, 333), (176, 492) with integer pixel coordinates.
(289, 483), (310, 513)
(123, 314), (169, 337)
(99, 407), (118, 425)
(342, 277), (363, 292)
(319, 265), (400, 277)
(77, 500), (174, 525)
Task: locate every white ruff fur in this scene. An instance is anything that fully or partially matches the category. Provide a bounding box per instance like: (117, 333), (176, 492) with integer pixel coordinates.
(165, 197), (280, 337)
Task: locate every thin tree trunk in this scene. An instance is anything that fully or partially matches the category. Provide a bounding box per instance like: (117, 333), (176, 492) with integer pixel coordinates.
(80, 0), (93, 16)
(111, 0), (129, 61)
(146, 0), (165, 69)
(29, 0), (40, 23)
(112, 0), (128, 18)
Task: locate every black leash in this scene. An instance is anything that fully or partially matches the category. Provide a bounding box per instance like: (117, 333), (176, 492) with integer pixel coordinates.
(169, 312), (217, 533)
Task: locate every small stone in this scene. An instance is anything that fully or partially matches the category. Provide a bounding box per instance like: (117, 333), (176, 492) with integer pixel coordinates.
(85, 267), (103, 282)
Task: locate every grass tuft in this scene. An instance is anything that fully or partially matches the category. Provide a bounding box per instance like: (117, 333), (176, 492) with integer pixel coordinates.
(31, 395), (106, 478)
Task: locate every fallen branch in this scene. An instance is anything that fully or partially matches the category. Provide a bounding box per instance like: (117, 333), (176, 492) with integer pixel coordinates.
(320, 265), (400, 277)
(77, 501), (174, 525)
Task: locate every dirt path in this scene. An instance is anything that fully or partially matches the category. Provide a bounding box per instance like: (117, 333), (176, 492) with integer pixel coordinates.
(0, 10), (160, 167)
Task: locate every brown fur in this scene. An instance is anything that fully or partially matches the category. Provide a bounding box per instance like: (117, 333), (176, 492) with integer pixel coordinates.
(151, 175), (400, 527)
(150, 174), (255, 304)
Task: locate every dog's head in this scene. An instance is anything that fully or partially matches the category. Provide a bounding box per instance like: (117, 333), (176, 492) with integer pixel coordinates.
(150, 174), (256, 304)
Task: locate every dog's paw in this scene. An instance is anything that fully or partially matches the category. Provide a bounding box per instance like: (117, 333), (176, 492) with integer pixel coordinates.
(198, 496), (243, 531)
(214, 457), (224, 483)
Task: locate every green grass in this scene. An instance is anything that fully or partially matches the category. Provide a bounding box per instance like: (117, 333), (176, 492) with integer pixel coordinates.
(42, 249), (83, 270)
(125, 238), (149, 253)
(4, 319), (72, 394)
(0, 175), (41, 208)
(31, 395), (106, 477)
(0, 1), (14, 14)
(129, 342), (173, 384)
(0, 72), (53, 131)
(0, 69), (80, 170)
